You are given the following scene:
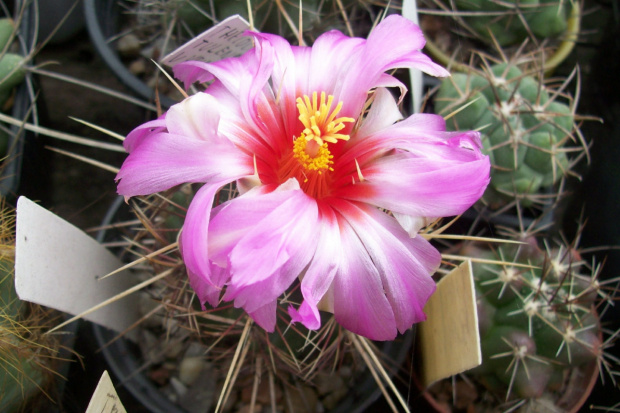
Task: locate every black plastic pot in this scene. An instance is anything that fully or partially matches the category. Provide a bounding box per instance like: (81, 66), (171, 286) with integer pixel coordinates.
(83, 0), (176, 108)
(94, 195), (415, 413)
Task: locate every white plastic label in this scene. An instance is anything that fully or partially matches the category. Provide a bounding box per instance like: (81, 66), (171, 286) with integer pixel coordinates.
(14, 196), (139, 335)
(85, 371), (127, 413)
(161, 14), (253, 67)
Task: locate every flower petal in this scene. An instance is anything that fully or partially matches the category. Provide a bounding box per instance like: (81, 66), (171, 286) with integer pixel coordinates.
(288, 203), (341, 330)
(337, 144), (490, 218)
(306, 30), (365, 103)
(124, 117), (166, 152)
(222, 198), (319, 314)
(338, 112), (450, 168)
(248, 300), (277, 332)
(328, 206), (397, 340)
(165, 93), (222, 141)
(364, 15), (449, 77)
(181, 182), (232, 308)
(332, 200), (439, 339)
(250, 32), (303, 139)
(355, 87), (404, 138)
(336, 15), (449, 116)
(208, 180), (298, 266)
(393, 213), (438, 237)
(207, 180), (319, 320)
(173, 41), (275, 139)
(116, 131), (252, 196)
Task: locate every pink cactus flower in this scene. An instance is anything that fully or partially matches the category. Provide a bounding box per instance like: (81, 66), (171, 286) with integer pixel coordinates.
(116, 15), (490, 340)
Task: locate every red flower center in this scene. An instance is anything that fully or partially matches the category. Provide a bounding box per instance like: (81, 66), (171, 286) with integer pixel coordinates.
(278, 91), (354, 199)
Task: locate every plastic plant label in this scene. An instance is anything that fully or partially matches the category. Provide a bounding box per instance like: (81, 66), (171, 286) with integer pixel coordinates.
(14, 196), (139, 335)
(418, 260), (481, 387)
(85, 370), (127, 413)
(161, 14), (253, 67)
(402, 0), (423, 114)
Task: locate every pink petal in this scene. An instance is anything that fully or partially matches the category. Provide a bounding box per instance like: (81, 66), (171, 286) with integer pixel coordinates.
(288, 203), (341, 330)
(221, 192), (319, 313)
(173, 43), (275, 139)
(337, 147), (490, 218)
(116, 131), (252, 196)
(206, 180), (319, 318)
(336, 15), (449, 116)
(181, 182), (232, 308)
(250, 32), (302, 139)
(248, 300), (277, 332)
(124, 117), (166, 152)
(187, 263), (229, 309)
(226, 191), (317, 288)
(394, 52), (452, 78)
(203, 82), (275, 160)
(328, 205), (398, 340)
(208, 181), (299, 266)
(173, 44), (267, 93)
(338, 112), (450, 168)
(165, 93), (222, 141)
(332, 200), (440, 339)
(306, 30), (365, 104)
(374, 74), (408, 104)
(393, 213), (438, 237)
(364, 15), (449, 77)
(354, 87), (403, 138)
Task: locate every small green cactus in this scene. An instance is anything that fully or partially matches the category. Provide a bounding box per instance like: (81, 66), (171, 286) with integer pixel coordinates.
(461, 237), (606, 403)
(452, 0), (571, 46)
(0, 17), (25, 106)
(434, 61), (582, 208)
(0, 17), (25, 158)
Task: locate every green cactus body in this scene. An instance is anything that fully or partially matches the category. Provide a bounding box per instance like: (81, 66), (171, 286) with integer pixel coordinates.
(528, 1), (569, 39)
(0, 17), (25, 115)
(452, 0), (569, 46)
(173, 0), (213, 33)
(0, 52), (25, 109)
(435, 63), (575, 208)
(0, 258), (48, 412)
(463, 240), (602, 403)
(0, 18), (15, 52)
(0, 346), (46, 412)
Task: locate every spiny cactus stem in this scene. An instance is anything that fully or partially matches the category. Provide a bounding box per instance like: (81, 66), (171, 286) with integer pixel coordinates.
(490, 337), (549, 401)
(555, 323), (598, 364)
(475, 121), (493, 133)
(480, 264), (521, 300)
(443, 95), (486, 121)
(498, 99), (518, 119)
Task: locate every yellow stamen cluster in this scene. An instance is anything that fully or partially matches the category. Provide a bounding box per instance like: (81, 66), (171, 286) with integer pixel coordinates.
(296, 91), (354, 146)
(281, 91), (354, 196)
(292, 135), (333, 175)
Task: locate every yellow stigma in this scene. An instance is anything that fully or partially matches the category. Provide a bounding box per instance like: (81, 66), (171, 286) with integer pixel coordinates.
(296, 91), (354, 146)
(293, 135), (333, 175)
